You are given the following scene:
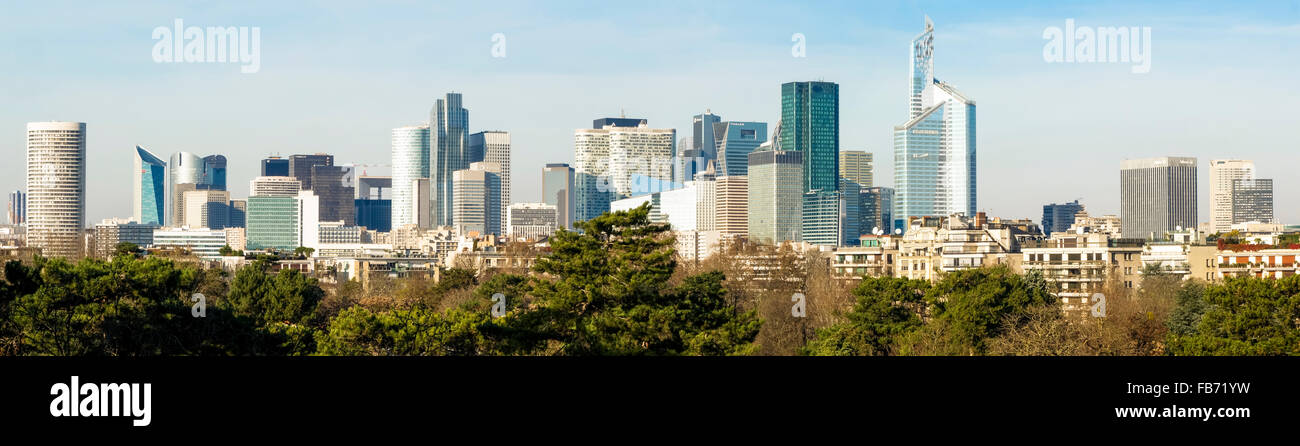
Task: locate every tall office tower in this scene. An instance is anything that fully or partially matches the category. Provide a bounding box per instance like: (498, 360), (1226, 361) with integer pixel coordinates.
(840, 178), (862, 242)
(1209, 159), (1256, 233)
(802, 190), (850, 247)
(132, 146), (167, 225)
(592, 117), (647, 128)
(183, 189), (231, 229)
(507, 202), (559, 241)
(1232, 179), (1274, 224)
(167, 152), (203, 226)
(452, 162), (502, 236)
(715, 121), (767, 177)
(7, 190), (25, 225)
(1120, 157), (1198, 240)
(861, 186), (894, 234)
(682, 110), (722, 181)
(250, 176), (303, 197)
(470, 131), (511, 228)
(311, 165), (356, 225)
(431, 93), (470, 227)
(1041, 200), (1085, 237)
(542, 163), (575, 229)
(747, 150), (803, 245)
(715, 175), (748, 239)
(694, 168), (717, 231)
(574, 120), (675, 221)
(894, 17), (977, 225)
(26, 122), (86, 258)
(245, 191), (318, 251)
(229, 199), (246, 228)
(392, 125), (431, 229)
(411, 178), (432, 230)
(288, 154), (333, 191)
(839, 150), (872, 188)
(780, 81), (839, 193)
(261, 156), (290, 176)
(202, 155), (227, 191)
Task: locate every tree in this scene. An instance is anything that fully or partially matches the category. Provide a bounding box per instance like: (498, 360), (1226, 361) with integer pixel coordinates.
(804, 276), (928, 356)
(293, 246), (315, 259)
(897, 265), (1056, 355)
(1166, 276), (1300, 355)
(513, 204), (760, 355)
(114, 242), (142, 258)
(226, 264), (325, 327)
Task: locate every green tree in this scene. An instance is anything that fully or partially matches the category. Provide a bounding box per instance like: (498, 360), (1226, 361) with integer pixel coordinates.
(803, 276), (928, 356)
(226, 264), (325, 327)
(1166, 276), (1300, 355)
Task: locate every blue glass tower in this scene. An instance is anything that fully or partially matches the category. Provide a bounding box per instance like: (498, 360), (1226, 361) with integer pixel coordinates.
(133, 145), (167, 225)
(780, 81), (839, 193)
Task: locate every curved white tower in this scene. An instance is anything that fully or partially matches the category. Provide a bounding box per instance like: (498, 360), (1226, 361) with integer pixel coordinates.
(26, 121), (86, 258)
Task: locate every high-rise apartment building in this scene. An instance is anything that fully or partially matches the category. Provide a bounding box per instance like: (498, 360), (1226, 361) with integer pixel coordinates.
(470, 131), (511, 227)
(1209, 159), (1256, 233)
(26, 122), (86, 258)
(1120, 157), (1197, 240)
(781, 81), (839, 193)
(452, 162), (502, 236)
(747, 150), (803, 244)
(431, 93), (470, 227)
(839, 150), (872, 188)
(1232, 179), (1274, 224)
(132, 146), (167, 225)
(542, 163), (575, 229)
(392, 125), (431, 229)
(894, 17), (977, 224)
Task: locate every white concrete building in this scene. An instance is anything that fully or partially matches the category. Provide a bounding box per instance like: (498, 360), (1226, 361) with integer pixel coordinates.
(25, 121), (86, 258)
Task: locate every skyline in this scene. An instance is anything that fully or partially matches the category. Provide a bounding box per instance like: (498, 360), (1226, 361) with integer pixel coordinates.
(4, 1), (1300, 226)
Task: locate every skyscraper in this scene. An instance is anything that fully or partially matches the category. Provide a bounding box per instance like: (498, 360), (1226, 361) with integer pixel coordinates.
(1042, 200), (1085, 237)
(246, 191), (318, 251)
(802, 190), (851, 247)
(1120, 157), (1197, 240)
(26, 121), (86, 258)
(183, 189), (232, 229)
(715, 175), (748, 239)
(715, 121), (767, 177)
(202, 155), (227, 191)
(861, 186), (894, 234)
(132, 146), (167, 225)
(431, 93), (470, 227)
(452, 162), (502, 236)
(261, 156), (290, 177)
(780, 81), (839, 193)
(747, 150), (803, 244)
(1209, 159), (1256, 233)
(7, 190), (25, 225)
(894, 18), (976, 224)
(392, 125), (431, 229)
(839, 150), (872, 188)
(542, 163), (575, 229)
(250, 176), (303, 197)
(1232, 179), (1274, 224)
(289, 154), (333, 190)
(682, 110), (722, 182)
(311, 165), (356, 225)
(574, 120), (675, 222)
(471, 131), (511, 228)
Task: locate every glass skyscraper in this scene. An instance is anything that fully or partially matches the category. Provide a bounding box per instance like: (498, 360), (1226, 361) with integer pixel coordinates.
(747, 150), (803, 244)
(894, 17), (977, 225)
(391, 125), (431, 229)
(780, 81), (839, 193)
(715, 121), (767, 177)
(542, 163), (575, 229)
(261, 156), (290, 176)
(432, 93), (470, 227)
(133, 145), (167, 225)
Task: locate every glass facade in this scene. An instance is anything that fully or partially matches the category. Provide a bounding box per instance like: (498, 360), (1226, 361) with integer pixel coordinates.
(780, 81), (839, 193)
(312, 165), (356, 225)
(747, 150), (803, 244)
(542, 163), (575, 229)
(133, 146), (166, 225)
(391, 125), (430, 228)
(246, 196), (300, 250)
(716, 121), (767, 177)
(355, 199), (392, 232)
(432, 93), (470, 227)
(261, 157), (289, 177)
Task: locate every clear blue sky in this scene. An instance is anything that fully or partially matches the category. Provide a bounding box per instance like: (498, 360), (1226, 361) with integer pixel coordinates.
(3, 0), (1298, 225)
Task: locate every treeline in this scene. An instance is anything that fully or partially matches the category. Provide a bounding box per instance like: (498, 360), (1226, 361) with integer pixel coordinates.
(0, 204), (1295, 356)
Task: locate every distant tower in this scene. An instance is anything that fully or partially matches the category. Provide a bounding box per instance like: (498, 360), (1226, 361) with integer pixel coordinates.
(26, 121), (86, 258)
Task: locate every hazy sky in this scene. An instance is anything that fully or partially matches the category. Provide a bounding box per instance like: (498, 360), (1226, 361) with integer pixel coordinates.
(3, 0), (1298, 226)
